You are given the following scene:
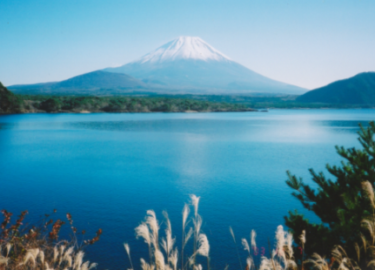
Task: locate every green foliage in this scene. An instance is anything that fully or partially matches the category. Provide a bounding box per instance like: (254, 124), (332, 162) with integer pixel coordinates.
(17, 95), (253, 113)
(39, 98), (62, 112)
(285, 122), (375, 257)
(0, 82), (22, 113)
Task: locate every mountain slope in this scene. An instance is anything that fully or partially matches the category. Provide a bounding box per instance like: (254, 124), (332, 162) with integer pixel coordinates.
(297, 72), (375, 105)
(8, 36), (306, 95)
(9, 71), (145, 95)
(0, 82), (21, 113)
(104, 36), (306, 95)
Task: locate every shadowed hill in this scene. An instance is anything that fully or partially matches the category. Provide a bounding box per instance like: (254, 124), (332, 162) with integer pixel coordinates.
(297, 72), (375, 105)
(0, 81), (22, 113)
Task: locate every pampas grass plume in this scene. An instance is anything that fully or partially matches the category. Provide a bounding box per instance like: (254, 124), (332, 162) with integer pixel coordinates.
(190, 195), (200, 217)
(362, 181), (375, 207)
(242, 239), (250, 253)
(73, 251), (84, 270)
(259, 257), (272, 270)
(183, 204), (190, 229)
(81, 261), (90, 270)
(247, 257), (253, 270)
(45, 262), (54, 270)
(299, 230), (306, 246)
(38, 250), (45, 264)
(197, 234), (210, 257)
(135, 223), (152, 245)
(251, 230), (257, 249)
(53, 247), (59, 263)
(154, 249), (165, 270)
(146, 210), (159, 235)
(275, 225), (286, 260)
(5, 243), (12, 257)
(124, 243), (134, 270)
(0, 257), (10, 266)
(140, 258), (154, 270)
(229, 226), (236, 243)
(89, 262), (98, 269)
(169, 248), (179, 270)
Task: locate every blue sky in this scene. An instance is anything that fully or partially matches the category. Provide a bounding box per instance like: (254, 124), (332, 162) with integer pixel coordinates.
(1, 0), (374, 89)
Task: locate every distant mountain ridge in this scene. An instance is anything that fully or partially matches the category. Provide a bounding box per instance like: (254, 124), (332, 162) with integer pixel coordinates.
(104, 36), (306, 94)
(9, 71), (145, 95)
(297, 72), (375, 105)
(9, 36), (306, 95)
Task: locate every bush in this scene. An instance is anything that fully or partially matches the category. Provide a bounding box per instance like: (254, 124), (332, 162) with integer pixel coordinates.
(0, 209), (101, 269)
(39, 98), (62, 112)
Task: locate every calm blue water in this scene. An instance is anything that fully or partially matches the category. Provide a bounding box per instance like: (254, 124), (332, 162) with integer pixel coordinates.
(1, 110), (374, 270)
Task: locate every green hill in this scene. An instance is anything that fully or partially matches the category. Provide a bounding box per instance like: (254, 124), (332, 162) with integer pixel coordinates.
(0, 81), (21, 113)
(297, 72), (375, 105)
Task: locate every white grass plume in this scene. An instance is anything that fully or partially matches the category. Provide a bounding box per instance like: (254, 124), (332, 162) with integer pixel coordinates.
(286, 232), (294, 258)
(64, 246), (74, 258)
(5, 243), (12, 257)
(154, 249), (165, 270)
(197, 234), (210, 257)
(163, 211), (172, 233)
(89, 262), (98, 269)
(0, 257), (10, 266)
(299, 230), (306, 246)
(161, 211), (175, 256)
(59, 245), (66, 265)
(146, 210), (160, 247)
(190, 195), (200, 217)
(251, 230), (257, 250)
(259, 257), (273, 270)
(73, 251), (84, 270)
(183, 204), (190, 230)
(193, 215), (203, 236)
(64, 255), (73, 268)
(53, 246), (59, 263)
(124, 243), (134, 270)
(169, 248), (178, 270)
(184, 227), (194, 247)
(45, 262), (54, 270)
(161, 233), (175, 257)
(60, 245), (66, 256)
(140, 258), (154, 270)
(229, 227), (236, 243)
(246, 257), (253, 270)
(38, 250), (45, 264)
(81, 261), (90, 270)
(242, 238), (250, 254)
(136, 223), (152, 245)
(362, 181), (375, 207)
(20, 248), (39, 267)
(275, 225), (286, 261)
(194, 264), (203, 270)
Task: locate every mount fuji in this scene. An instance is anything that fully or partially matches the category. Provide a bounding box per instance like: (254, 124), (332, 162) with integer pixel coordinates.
(103, 36), (305, 94)
(9, 36), (305, 95)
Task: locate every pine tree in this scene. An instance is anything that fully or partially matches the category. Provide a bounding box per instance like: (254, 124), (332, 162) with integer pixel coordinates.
(285, 122), (375, 257)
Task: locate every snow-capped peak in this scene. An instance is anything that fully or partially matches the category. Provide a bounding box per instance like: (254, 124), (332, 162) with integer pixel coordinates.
(134, 36), (231, 63)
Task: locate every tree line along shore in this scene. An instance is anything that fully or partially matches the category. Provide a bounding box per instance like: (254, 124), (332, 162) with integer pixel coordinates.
(0, 82), (255, 114)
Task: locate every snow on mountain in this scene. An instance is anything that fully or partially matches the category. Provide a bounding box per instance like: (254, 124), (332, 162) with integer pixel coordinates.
(135, 36), (231, 63)
(103, 36), (306, 95)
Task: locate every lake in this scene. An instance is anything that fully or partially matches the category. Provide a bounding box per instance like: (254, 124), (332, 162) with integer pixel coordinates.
(1, 109), (374, 270)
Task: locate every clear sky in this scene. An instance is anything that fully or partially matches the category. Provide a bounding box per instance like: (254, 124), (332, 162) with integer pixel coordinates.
(1, 0), (374, 89)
